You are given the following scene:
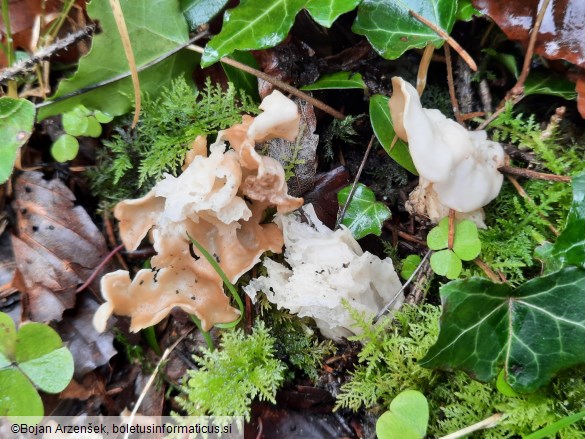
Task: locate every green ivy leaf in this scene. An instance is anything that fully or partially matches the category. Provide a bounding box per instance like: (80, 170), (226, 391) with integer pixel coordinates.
(353, 0), (457, 60)
(536, 173), (585, 271)
(430, 249), (462, 279)
(337, 183), (391, 239)
(420, 267), (585, 393)
(51, 135), (79, 163)
(181, 0), (229, 31)
(0, 368), (44, 419)
(39, 0), (196, 120)
(456, 0), (480, 21)
(0, 97), (35, 184)
(221, 50), (261, 102)
(369, 94), (417, 174)
(201, 0), (306, 67)
(524, 71), (578, 100)
(376, 390), (428, 439)
(305, 0), (362, 28)
(301, 71), (366, 90)
(400, 254), (422, 280)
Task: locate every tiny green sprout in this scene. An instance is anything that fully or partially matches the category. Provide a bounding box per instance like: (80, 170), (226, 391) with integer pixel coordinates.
(52, 105), (113, 162)
(376, 389), (429, 439)
(0, 312), (74, 420)
(427, 218), (481, 279)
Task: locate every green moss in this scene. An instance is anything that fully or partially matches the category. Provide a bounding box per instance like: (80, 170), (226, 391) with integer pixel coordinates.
(177, 321), (285, 421)
(88, 78), (258, 208)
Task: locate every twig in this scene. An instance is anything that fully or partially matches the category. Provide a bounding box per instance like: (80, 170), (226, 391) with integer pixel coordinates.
(384, 224), (427, 246)
(335, 135), (375, 228)
(444, 44), (463, 124)
(35, 31), (210, 109)
(448, 208), (456, 249)
(511, 0), (551, 97)
(110, 0), (141, 128)
(374, 250), (432, 323)
(409, 10), (477, 71)
(498, 166), (571, 183)
(187, 44), (346, 120)
(473, 258), (501, 283)
(76, 244), (124, 293)
(439, 413), (504, 439)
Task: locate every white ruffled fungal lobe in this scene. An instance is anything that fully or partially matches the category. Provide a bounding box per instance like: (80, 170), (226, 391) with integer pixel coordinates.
(244, 205), (403, 340)
(94, 91), (303, 333)
(389, 77), (505, 225)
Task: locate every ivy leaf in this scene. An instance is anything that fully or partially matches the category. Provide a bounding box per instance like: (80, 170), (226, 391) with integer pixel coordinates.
(201, 0), (306, 67)
(301, 71), (366, 91)
(420, 267), (585, 393)
(0, 97), (35, 184)
(337, 183), (391, 240)
(353, 0), (457, 60)
(369, 94), (417, 174)
(456, 0), (480, 21)
(305, 0), (362, 28)
(536, 173), (585, 271)
(376, 390), (428, 439)
(430, 249), (461, 279)
(180, 0), (229, 31)
(524, 72), (578, 100)
(39, 0), (196, 120)
(221, 50), (261, 102)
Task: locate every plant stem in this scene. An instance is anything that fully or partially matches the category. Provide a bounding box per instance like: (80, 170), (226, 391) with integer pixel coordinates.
(439, 413), (504, 439)
(498, 166), (571, 183)
(190, 315), (214, 351)
(45, 0), (76, 43)
(416, 45), (434, 95)
(186, 44), (346, 120)
(448, 209), (456, 249)
(1, 0), (17, 96)
(76, 243), (125, 293)
(444, 44), (463, 124)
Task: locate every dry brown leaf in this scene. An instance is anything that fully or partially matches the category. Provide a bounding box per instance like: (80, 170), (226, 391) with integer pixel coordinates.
(12, 172), (110, 322)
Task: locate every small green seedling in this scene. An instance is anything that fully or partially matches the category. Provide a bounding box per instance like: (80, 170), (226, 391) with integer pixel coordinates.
(427, 218), (481, 279)
(52, 105), (113, 162)
(400, 254), (422, 280)
(337, 183), (391, 239)
(376, 389), (429, 439)
(0, 312), (74, 420)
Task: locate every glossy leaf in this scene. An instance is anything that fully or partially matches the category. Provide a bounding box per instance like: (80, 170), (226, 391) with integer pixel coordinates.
(0, 97), (35, 184)
(51, 134), (79, 163)
(305, 0), (362, 28)
(524, 72), (578, 100)
(301, 71), (366, 90)
(338, 183), (391, 239)
(353, 0), (457, 60)
(39, 0), (196, 120)
(456, 0), (480, 21)
(201, 0), (306, 67)
(0, 368), (44, 419)
(400, 254), (422, 280)
(430, 249), (462, 279)
(369, 94), (417, 174)
(376, 390), (428, 439)
(536, 173), (585, 271)
(181, 0), (228, 30)
(496, 369), (518, 397)
(421, 267), (585, 393)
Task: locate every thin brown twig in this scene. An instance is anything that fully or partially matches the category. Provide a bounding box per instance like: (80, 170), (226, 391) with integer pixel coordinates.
(498, 166), (571, 183)
(76, 244), (125, 293)
(187, 44), (346, 120)
(335, 135), (375, 228)
(448, 208), (456, 249)
(409, 10), (477, 71)
(416, 45), (435, 95)
(444, 44), (464, 124)
(383, 223), (427, 246)
(473, 258), (501, 283)
(512, 0), (551, 96)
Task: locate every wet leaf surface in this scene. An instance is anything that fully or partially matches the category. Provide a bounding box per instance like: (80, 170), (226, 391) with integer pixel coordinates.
(12, 172), (110, 322)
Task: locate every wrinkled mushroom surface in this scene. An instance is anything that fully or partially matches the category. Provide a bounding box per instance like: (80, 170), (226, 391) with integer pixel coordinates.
(244, 204), (403, 340)
(95, 91), (303, 333)
(389, 77), (505, 225)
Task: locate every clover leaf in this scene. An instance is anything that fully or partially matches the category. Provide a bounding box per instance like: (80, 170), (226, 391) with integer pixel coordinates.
(0, 312), (74, 420)
(376, 390), (429, 439)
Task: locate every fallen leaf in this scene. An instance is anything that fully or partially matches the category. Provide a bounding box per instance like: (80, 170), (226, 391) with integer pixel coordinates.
(267, 98), (319, 196)
(0, 232), (17, 298)
(304, 166), (351, 229)
(12, 172), (110, 322)
(58, 294), (117, 379)
(60, 371), (107, 401)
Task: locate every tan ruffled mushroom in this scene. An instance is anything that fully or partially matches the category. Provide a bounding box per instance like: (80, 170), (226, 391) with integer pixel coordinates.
(389, 77), (505, 225)
(94, 91), (303, 333)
